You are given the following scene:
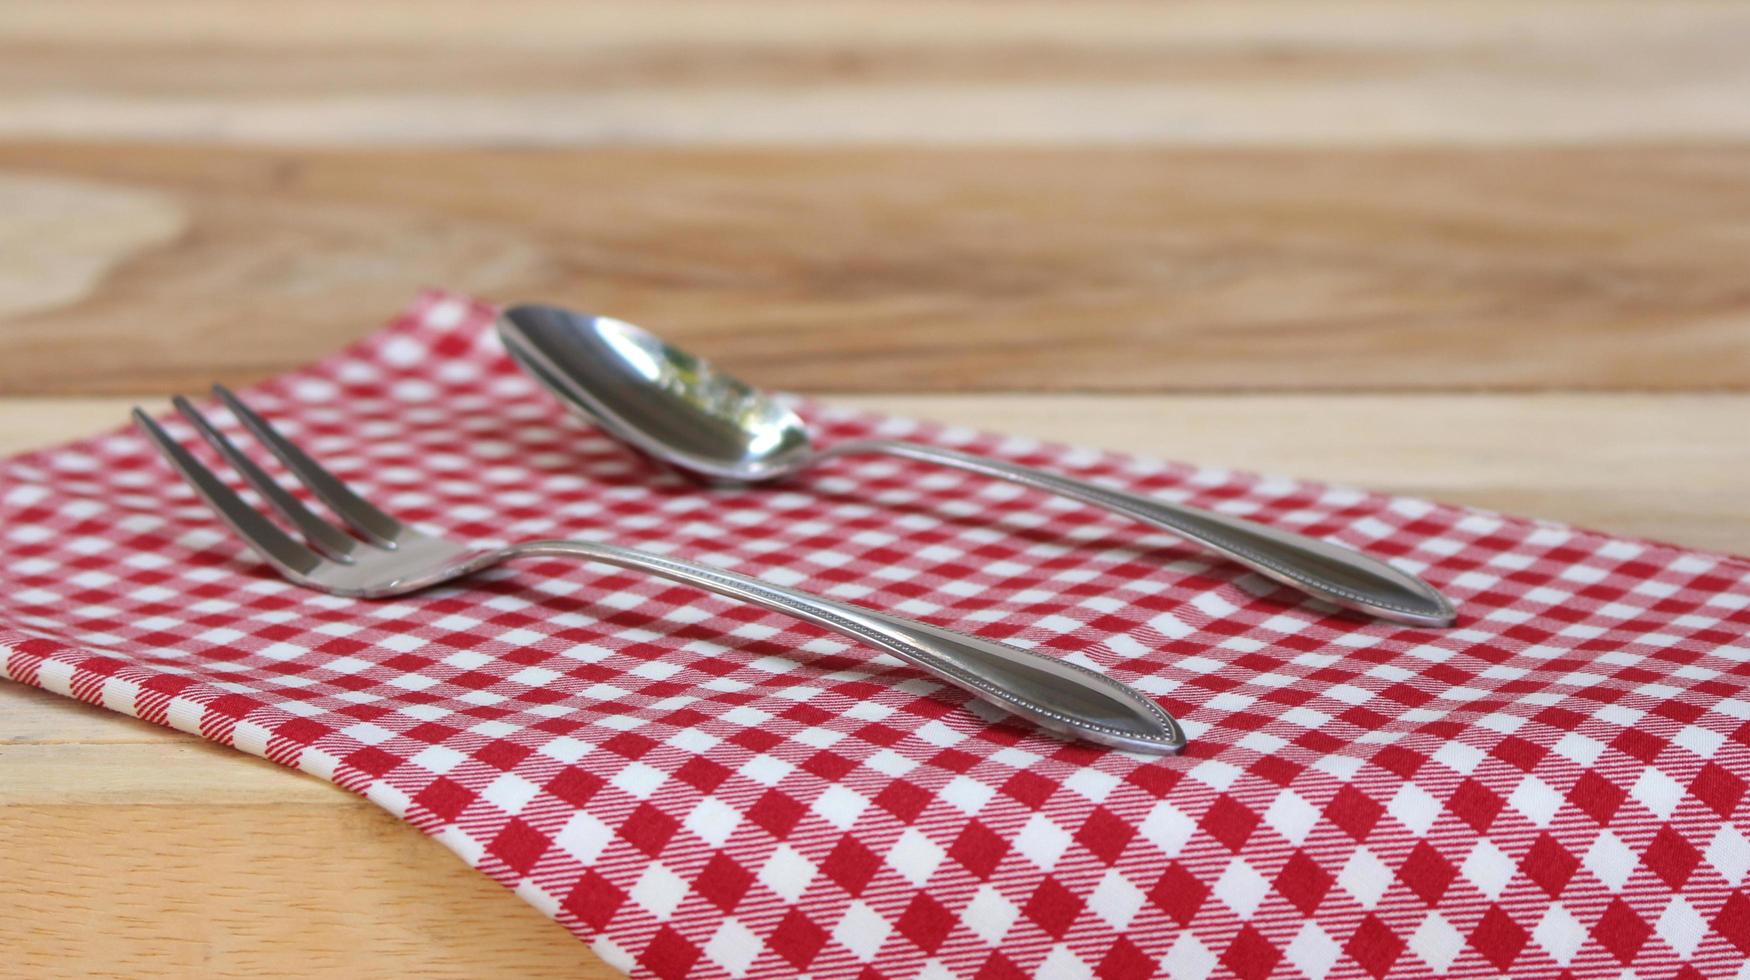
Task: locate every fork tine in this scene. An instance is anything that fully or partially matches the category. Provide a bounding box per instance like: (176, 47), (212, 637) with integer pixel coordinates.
(212, 384), (406, 546)
(132, 408), (325, 576)
(172, 396), (360, 563)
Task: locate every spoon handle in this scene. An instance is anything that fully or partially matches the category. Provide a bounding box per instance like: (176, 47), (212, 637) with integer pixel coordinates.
(505, 540), (1186, 754)
(815, 440), (1456, 628)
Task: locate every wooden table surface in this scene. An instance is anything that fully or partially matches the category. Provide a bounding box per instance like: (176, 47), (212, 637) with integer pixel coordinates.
(3, 3), (1748, 977)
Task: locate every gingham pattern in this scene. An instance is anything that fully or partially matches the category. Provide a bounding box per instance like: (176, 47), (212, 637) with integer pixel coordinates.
(4, 293), (1750, 979)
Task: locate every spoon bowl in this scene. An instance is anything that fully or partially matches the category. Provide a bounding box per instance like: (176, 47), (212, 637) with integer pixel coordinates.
(499, 305), (813, 482)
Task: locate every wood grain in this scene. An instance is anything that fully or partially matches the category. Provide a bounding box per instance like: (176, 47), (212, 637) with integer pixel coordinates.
(3, 391), (1747, 977)
(0, 688), (602, 980)
(2, 143), (1749, 395)
(1, 1), (1749, 146)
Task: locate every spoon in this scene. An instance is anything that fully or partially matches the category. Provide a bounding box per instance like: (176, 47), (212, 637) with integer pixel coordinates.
(496, 304), (1456, 628)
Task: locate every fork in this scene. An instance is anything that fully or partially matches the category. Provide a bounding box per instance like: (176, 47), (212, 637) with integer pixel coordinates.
(132, 386), (1186, 754)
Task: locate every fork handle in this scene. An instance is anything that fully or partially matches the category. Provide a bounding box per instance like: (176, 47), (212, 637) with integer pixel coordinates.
(812, 439), (1456, 628)
(501, 540), (1184, 754)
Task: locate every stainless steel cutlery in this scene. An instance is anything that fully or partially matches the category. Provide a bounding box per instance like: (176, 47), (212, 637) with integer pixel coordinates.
(497, 304), (1456, 628)
(134, 387), (1187, 754)
(129, 305), (1461, 756)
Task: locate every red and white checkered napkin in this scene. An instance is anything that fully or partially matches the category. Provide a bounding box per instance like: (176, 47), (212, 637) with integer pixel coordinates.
(4, 293), (1750, 979)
